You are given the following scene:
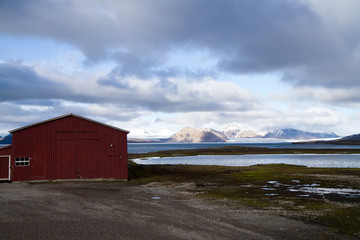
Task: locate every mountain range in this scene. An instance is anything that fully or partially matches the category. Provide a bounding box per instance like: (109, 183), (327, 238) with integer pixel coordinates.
(129, 127), (341, 143)
(168, 126), (227, 143)
(170, 127), (342, 143)
(222, 126), (261, 138)
(263, 128), (338, 140)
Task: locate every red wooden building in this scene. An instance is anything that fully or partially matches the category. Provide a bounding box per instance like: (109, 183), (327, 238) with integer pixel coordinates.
(0, 113), (129, 181)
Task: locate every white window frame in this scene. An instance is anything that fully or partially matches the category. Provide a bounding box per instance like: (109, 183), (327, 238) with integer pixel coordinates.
(15, 157), (30, 166)
(0, 155), (11, 181)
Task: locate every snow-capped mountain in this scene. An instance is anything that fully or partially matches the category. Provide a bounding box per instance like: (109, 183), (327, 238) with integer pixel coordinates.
(128, 125), (340, 142)
(168, 127), (339, 142)
(263, 128), (338, 140)
(222, 126), (260, 138)
(169, 126), (227, 143)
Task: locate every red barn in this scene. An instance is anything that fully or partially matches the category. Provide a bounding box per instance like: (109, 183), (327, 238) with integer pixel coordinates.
(0, 113), (129, 182)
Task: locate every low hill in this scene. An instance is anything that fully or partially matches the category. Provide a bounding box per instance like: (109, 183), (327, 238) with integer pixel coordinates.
(294, 133), (360, 145)
(324, 133), (360, 145)
(338, 133), (360, 142)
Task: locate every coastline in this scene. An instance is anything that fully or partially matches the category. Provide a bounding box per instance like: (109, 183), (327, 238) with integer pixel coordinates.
(128, 145), (360, 159)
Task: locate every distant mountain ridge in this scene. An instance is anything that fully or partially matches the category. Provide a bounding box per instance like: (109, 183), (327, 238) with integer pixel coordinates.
(0, 134), (12, 144)
(294, 133), (360, 145)
(339, 133), (360, 142)
(167, 127), (339, 143)
(320, 133), (360, 145)
(168, 126), (227, 143)
(263, 128), (338, 140)
(222, 126), (260, 138)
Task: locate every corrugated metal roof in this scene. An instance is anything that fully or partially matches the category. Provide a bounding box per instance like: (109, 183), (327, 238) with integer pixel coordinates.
(9, 113), (130, 134)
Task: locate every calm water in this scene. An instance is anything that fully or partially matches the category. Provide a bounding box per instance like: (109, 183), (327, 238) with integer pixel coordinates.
(128, 142), (360, 153)
(133, 154), (360, 168)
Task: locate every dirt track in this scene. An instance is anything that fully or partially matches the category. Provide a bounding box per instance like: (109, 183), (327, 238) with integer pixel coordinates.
(0, 181), (350, 239)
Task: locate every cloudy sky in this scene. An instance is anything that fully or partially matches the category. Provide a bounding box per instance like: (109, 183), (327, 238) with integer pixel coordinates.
(1, 0), (360, 138)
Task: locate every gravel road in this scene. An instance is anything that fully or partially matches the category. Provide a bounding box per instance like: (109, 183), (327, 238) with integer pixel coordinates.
(0, 181), (347, 239)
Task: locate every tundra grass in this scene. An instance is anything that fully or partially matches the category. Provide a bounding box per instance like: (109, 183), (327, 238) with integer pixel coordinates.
(128, 161), (360, 236)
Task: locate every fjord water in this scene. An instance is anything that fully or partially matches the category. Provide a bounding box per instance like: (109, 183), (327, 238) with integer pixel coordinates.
(128, 141), (360, 154)
(129, 141), (360, 168)
(133, 154), (360, 168)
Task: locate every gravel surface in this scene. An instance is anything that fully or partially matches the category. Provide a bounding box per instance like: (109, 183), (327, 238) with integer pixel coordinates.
(0, 181), (350, 239)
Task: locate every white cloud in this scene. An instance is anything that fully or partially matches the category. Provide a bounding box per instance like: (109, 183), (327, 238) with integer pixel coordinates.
(290, 87), (360, 106)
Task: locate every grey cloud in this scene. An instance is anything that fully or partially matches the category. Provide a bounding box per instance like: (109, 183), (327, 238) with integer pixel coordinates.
(0, 61), (252, 115)
(283, 58), (360, 88)
(107, 51), (215, 79)
(97, 67), (134, 89)
(0, 62), (99, 105)
(0, 61), (68, 101)
(98, 73), (259, 113)
(1, 0), (359, 89)
(0, 101), (55, 132)
(110, 51), (160, 78)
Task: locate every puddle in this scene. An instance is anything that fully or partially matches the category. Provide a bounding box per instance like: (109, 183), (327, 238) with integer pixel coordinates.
(289, 187), (360, 197)
(240, 184), (253, 188)
(265, 193), (279, 196)
(265, 181), (285, 187)
(151, 197), (162, 200)
(298, 194), (310, 197)
(261, 187), (277, 191)
(262, 180), (360, 198)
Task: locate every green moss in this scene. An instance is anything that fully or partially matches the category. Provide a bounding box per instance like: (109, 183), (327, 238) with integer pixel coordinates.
(317, 207), (360, 235)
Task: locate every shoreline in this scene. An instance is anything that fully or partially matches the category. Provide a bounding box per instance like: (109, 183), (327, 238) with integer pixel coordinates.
(128, 145), (360, 159)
